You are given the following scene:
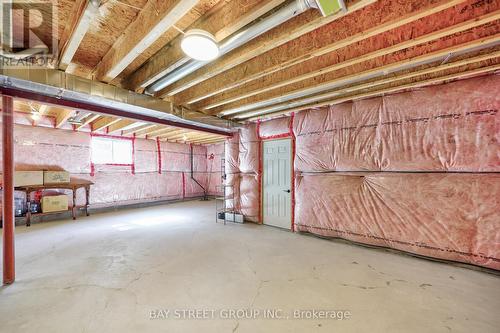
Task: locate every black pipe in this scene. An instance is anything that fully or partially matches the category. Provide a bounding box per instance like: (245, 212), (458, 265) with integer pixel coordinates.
(190, 145), (208, 200)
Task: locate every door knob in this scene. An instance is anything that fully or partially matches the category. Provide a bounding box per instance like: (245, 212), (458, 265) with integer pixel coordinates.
(283, 189), (291, 193)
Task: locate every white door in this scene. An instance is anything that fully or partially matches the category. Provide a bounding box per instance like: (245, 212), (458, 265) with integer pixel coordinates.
(263, 138), (292, 229)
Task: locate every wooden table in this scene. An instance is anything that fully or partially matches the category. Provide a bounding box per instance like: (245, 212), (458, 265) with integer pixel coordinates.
(15, 179), (94, 227)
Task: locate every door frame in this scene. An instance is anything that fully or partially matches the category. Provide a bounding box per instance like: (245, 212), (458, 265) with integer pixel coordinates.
(257, 114), (296, 231)
(261, 138), (293, 230)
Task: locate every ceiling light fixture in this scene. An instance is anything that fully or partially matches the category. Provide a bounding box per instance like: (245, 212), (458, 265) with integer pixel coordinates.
(28, 103), (41, 121)
(31, 112), (41, 121)
(180, 29), (219, 61)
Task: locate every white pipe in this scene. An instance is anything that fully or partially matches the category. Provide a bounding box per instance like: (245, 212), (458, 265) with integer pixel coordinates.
(145, 0), (318, 95)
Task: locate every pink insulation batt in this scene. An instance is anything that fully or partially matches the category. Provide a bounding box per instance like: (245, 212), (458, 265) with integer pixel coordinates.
(1, 125), (216, 210)
(226, 74), (500, 269)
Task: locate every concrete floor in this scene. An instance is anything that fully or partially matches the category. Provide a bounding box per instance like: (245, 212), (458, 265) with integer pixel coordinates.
(0, 200), (499, 333)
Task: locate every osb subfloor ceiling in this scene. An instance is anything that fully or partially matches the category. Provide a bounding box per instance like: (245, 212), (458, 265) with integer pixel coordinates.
(12, 0), (500, 143)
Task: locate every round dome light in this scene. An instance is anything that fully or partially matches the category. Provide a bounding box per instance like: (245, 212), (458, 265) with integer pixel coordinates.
(181, 29), (219, 61)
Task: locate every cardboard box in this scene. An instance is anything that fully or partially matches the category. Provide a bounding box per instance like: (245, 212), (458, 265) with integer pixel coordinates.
(41, 195), (69, 213)
(14, 171), (44, 187)
(44, 171), (70, 184)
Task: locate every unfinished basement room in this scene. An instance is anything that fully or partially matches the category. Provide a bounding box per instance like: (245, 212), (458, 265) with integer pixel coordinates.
(0, 0), (499, 332)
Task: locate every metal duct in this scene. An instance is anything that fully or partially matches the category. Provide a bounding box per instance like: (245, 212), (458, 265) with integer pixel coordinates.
(0, 67), (236, 135)
(145, 0), (318, 95)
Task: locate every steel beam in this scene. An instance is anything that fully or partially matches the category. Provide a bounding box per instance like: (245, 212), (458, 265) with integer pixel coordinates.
(0, 86), (233, 137)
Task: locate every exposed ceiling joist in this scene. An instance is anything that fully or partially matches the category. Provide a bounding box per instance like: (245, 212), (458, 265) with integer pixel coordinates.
(161, 129), (191, 140)
(194, 137), (225, 144)
(143, 126), (175, 137)
(76, 114), (100, 130)
(91, 116), (122, 132)
(125, 0), (287, 91)
(158, 129), (187, 139)
(107, 119), (137, 133)
(183, 132), (220, 141)
(59, 0), (99, 71)
(94, 0), (199, 82)
(217, 15), (500, 116)
(248, 63), (500, 121)
(134, 125), (164, 137)
(37, 104), (49, 115)
(153, 0), (376, 98)
(191, 137), (224, 144)
(12, 101), (30, 113)
(122, 124), (157, 136)
(55, 109), (75, 128)
(240, 50), (500, 119)
(180, 0), (470, 107)
(147, 128), (179, 139)
(233, 39), (500, 118)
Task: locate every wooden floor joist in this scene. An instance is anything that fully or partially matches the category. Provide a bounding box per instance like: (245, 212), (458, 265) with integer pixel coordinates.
(227, 35), (500, 118)
(183, 132), (222, 141)
(58, 0), (95, 71)
(228, 34), (500, 118)
(140, 126), (173, 137)
(239, 51), (500, 119)
(157, 128), (190, 140)
(194, 137), (226, 144)
(93, 0), (199, 83)
(130, 125), (162, 137)
(162, 130), (222, 142)
(37, 104), (49, 116)
(193, 136), (225, 142)
(55, 109), (75, 128)
(125, 0), (287, 91)
(76, 114), (100, 130)
(153, 0), (377, 98)
(107, 120), (137, 134)
(214, 12), (500, 115)
(247, 63), (500, 121)
(161, 130), (191, 141)
(91, 117), (122, 132)
(178, 0), (470, 106)
(147, 128), (181, 139)
(122, 124), (156, 136)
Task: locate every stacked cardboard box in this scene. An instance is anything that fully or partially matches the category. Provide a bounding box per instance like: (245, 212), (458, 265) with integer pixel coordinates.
(41, 195), (69, 213)
(14, 171), (44, 187)
(43, 171), (70, 184)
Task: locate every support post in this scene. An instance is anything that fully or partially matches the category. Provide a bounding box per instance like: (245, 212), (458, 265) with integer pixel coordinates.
(2, 95), (15, 285)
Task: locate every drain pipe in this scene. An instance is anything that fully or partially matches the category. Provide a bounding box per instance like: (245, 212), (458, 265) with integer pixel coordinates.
(145, 0), (318, 95)
(190, 144), (208, 200)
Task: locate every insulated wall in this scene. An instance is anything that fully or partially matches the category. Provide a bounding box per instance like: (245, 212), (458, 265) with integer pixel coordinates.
(0, 124), (211, 213)
(225, 133), (241, 212)
(206, 143), (224, 196)
(295, 173), (500, 269)
(237, 125), (260, 222)
(227, 74), (500, 270)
